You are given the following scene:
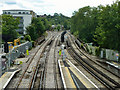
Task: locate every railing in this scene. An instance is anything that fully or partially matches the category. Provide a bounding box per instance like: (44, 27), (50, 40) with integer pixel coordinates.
(0, 41), (32, 74)
(5, 41), (32, 63)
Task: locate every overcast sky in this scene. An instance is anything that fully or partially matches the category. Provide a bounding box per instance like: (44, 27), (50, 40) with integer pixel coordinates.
(0, 0), (118, 17)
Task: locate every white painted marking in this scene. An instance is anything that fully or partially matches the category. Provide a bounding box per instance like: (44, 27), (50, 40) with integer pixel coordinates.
(68, 60), (100, 90)
(106, 61), (120, 69)
(58, 60), (67, 89)
(3, 69), (21, 89)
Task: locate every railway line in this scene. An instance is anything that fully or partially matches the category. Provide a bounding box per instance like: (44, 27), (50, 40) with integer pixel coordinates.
(66, 33), (120, 89)
(30, 38), (53, 89)
(75, 36), (120, 76)
(69, 33), (120, 79)
(1, 31), (120, 89)
(30, 32), (61, 89)
(5, 31), (58, 89)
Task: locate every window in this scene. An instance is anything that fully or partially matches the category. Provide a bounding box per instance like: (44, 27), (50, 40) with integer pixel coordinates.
(8, 12), (10, 14)
(18, 12), (21, 14)
(26, 12), (28, 14)
(4, 12), (7, 14)
(23, 12), (25, 14)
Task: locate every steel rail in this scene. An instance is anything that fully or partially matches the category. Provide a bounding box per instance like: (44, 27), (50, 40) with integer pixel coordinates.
(29, 36), (53, 89)
(69, 34), (120, 83)
(14, 35), (53, 90)
(67, 36), (120, 89)
(30, 33), (60, 89)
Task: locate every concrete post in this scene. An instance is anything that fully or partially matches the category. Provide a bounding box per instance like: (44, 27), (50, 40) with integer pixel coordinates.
(101, 51), (103, 58)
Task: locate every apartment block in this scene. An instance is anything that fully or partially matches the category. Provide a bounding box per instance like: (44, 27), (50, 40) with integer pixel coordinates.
(3, 9), (37, 34)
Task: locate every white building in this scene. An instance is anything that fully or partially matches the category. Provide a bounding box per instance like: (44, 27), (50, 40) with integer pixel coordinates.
(3, 9), (37, 34)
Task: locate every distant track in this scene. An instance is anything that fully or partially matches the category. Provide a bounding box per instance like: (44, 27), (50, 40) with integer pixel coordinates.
(66, 33), (120, 89)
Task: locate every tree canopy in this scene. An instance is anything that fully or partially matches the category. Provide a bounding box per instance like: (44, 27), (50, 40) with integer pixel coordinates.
(26, 17), (45, 41)
(46, 13), (71, 30)
(71, 0), (120, 51)
(2, 14), (20, 42)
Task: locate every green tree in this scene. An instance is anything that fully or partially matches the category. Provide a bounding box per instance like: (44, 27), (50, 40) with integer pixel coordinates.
(40, 17), (51, 30)
(94, 1), (120, 50)
(57, 25), (61, 31)
(2, 14), (20, 42)
(71, 6), (99, 43)
(26, 24), (38, 41)
(71, 0), (120, 51)
(63, 20), (70, 30)
(0, 15), (2, 43)
(46, 13), (70, 30)
(24, 35), (31, 41)
(26, 17), (46, 41)
(32, 17), (45, 35)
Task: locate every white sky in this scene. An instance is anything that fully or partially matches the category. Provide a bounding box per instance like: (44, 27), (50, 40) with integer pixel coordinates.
(0, 0), (118, 17)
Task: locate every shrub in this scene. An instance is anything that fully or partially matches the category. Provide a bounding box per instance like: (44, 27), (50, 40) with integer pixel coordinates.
(25, 35), (31, 41)
(95, 47), (100, 56)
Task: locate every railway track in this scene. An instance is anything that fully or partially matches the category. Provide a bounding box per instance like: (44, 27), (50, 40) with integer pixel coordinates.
(69, 34), (120, 78)
(16, 37), (53, 89)
(70, 33), (120, 75)
(30, 32), (61, 89)
(5, 32), (55, 89)
(66, 33), (120, 89)
(30, 38), (53, 89)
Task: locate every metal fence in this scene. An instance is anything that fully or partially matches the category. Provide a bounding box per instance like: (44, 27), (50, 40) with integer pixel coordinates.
(5, 41), (32, 64)
(86, 44), (120, 61)
(0, 41), (32, 76)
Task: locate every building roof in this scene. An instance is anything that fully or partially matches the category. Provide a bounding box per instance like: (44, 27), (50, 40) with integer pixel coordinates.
(3, 9), (33, 12)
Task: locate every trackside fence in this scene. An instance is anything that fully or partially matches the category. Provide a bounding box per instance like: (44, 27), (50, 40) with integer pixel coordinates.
(86, 44), (120, 62)
(5, 41), (32, 64)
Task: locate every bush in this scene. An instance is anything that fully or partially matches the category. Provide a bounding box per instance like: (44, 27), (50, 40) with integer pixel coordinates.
(81, 43), (83, 48)
(95, 47), (100, 56)
(25, 35), (31, 41)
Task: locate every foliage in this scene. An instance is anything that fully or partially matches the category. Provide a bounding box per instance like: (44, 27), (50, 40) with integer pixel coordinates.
(57, 25), (61, 31)
(26, 17), (45, 41)
(0, 15), (2, 42)
(46, 13), (71, 30)
(40, 17), (51, 30)
(26, 24), (38, 41)
(95, 47), (100, 56)
(24, 35), (31, 41)
(32, 17), (45, 35)
(71, 0), (120, 51)
(94, 1), (120, 50)
(71, 6), (99, 43)
(2, 14), (20, 42)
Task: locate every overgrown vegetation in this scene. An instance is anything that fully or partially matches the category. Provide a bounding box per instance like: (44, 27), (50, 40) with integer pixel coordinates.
(2, 14), (20, 42)
(45, 13), (71, 30)
(71, 0), (120, 51)
(26, 13), (71, 41)
(26, 17), (45, 41)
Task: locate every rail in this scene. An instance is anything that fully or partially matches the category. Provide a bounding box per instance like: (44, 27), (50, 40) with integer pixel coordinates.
(67, 34), (120, 89)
